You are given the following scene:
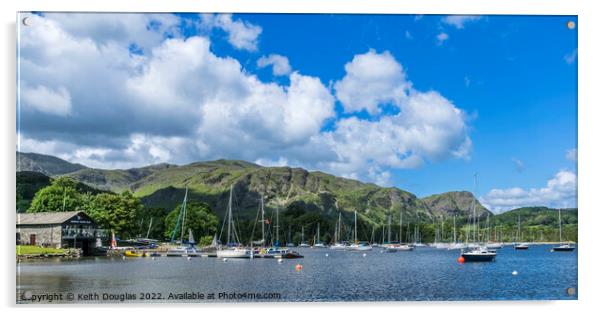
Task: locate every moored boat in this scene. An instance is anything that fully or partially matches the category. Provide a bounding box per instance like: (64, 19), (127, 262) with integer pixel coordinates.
(552, 244), (575, 252)
(124, 250), (144, 257)
(551, 208), (575, 252)
(216, 247), (253, 259)
(216, 185), (253, 259)
(461, 247), (496, 262)
(459, 174), (496, 263)
(514, 243), (529, 250)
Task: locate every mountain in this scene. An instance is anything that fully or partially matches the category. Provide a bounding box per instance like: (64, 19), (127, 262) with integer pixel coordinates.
(17, 152), (87, 176)
(16, 171), (51, 212)
(490, 206), (578, 226)
(16, 152), (490, 222)
(421, 191), (491, 218)
(16, 170), (108, 212)
(64, 162), (177, 192)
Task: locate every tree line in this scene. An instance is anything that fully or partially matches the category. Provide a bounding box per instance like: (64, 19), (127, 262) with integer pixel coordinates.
(26, 177), (219, 244)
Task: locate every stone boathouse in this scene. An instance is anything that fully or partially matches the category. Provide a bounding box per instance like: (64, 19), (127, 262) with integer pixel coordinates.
(16, 211), (104, 255)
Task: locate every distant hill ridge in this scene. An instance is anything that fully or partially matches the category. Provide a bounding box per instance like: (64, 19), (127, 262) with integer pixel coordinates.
(17, 151), (492, 221)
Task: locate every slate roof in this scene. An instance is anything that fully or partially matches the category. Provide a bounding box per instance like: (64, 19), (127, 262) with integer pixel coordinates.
(17, 211), (87, 225)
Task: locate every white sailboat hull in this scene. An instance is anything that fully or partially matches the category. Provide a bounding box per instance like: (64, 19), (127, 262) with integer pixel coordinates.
(216, 248), (252, 258)
(346, 244), (373, 251)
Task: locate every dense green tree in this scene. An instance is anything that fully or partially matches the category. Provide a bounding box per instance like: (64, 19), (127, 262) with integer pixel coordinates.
(134, 207), (169, 239)
(27, 177), (84, 213)
(84, 191), (143, 238)
(164, 201), (219, 244)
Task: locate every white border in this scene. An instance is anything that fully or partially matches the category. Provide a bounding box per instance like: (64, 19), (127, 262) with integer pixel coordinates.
(2, 0), (601, 315)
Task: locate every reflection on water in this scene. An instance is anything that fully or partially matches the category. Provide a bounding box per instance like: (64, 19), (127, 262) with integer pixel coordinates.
(16, 245), (577, 303)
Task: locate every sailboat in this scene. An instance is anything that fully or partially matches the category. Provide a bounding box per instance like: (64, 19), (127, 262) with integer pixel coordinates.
(286, 226), (295, 247)
(166, 187), (199, 257)
(383, 211), (413, 252)
(485, 214), (503, 250)
(330, 212), (347, 250)
(552, 208), (575, 252)
(314, 222), (326, 248)
(262, 204), (303, 258)
(346, 210), (372, 251)
(216, 185), (253, 259)
(447, 215), (464, 250)
(460, 174), (496, 262)
(298, 226), (310, 247)
(514, 214), (529, 250)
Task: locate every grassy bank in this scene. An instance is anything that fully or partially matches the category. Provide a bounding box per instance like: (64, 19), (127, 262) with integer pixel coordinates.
(16, 245), (66, 255)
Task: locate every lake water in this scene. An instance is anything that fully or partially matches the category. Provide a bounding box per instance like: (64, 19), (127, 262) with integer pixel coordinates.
(16, 244), (577, 303)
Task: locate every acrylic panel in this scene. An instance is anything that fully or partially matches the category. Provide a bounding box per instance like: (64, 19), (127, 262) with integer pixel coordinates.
(16, 12), (578, 303)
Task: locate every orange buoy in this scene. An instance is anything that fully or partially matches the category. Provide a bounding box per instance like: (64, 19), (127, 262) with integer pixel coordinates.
(457, 256), (465, 263)
(295, 264), (303, 271)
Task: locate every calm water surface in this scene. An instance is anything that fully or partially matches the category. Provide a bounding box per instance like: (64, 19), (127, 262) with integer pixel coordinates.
(16, 245), (577, 303)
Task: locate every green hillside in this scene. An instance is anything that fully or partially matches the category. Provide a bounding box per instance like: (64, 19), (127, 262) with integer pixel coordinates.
(15, 152), (578, 243)
(421, 191), (491, 218)
(17, 152), (87, 176)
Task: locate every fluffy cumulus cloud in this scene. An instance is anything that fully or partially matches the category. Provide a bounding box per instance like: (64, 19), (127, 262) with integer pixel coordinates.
(20, 84), (72, 116)
(18, 13), (472, 186)
(334, 50), (409, 115)
(326, 50), (471, 184)
(481, 170), (577, 212)
(442, 15), (483, 29)
(199, 13), (262, 51)
(257, 54), (292, 76)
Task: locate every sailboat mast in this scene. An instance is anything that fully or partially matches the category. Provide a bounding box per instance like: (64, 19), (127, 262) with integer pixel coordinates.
(180, 186), (188, 242)
(317, 222), (320, 244)
(518, 214), (521, 242)
(275, 206), (280, 244)
(453, 215), (457, 244)
(146, 217), (153, 239)
(558, 209), (563, 242)
(400, 211), (403, 244)
(472, 173), (477, 244)
(387, 213), (391, 243)
(227, 185), (233, 245)
(261, 195), (265, 247)
(354, 211), (358, 243)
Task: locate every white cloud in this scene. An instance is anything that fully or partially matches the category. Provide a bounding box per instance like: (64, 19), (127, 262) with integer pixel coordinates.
(18, 14), (473, 188)
(564, 49), (577, 65)
(436, 32), (449, 45)
(39, 13), (181, 53)
(334, 50), (409, 115)
(404, 30), (413, 40)
(20, 84), (72, 116)
(257, 54), (292, 76)
(481, 170), (577, 212)
(442, 15), (483, 29)
(200, 13), (262, 51)
(255, 157), (289, 167)
(566, 148), (577, 162)
(124, 35), (336, 162)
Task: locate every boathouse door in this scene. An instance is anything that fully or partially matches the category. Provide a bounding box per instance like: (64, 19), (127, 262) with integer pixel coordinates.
(29, 234), (36, 245)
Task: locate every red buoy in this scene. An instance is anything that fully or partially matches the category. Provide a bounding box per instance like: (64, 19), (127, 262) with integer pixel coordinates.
(295, 264), (303, 271)
(457, 256), (465, 263)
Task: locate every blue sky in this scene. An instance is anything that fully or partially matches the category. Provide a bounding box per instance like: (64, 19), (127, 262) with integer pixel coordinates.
(17, 13), (577, 212)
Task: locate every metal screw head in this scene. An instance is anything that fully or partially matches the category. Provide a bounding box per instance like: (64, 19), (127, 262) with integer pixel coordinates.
(567, 287), (576, 296)
(567, 21), (576, 29)
(22, 290), (32, 300)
